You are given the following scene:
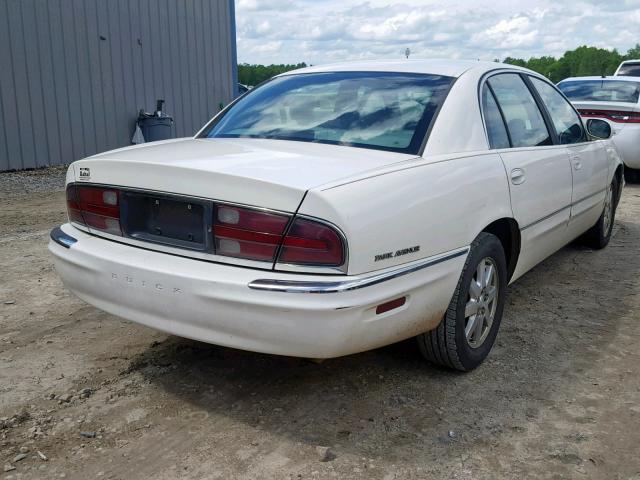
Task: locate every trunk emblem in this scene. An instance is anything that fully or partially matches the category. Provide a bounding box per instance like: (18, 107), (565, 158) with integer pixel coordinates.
(111, 273), (183, 294)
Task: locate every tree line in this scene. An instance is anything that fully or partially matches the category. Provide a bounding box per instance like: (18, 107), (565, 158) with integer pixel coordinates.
(238, 44), (640, 87)
(238, 63), (308, 87)
(504, 44), (640, 83)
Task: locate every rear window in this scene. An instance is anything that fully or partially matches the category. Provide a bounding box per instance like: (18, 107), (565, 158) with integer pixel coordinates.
(617, 63), (640, 77)
(558, 80), (640, 104)
(200, 72), (454, 154)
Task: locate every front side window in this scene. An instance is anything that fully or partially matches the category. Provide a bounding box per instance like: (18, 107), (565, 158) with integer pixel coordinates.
(530, 77), (585, 144)
(481, 84), (510, 149)
(200, 72), (454, 154)
(488, 74), (552, 148)
(558, 79), (640, 104)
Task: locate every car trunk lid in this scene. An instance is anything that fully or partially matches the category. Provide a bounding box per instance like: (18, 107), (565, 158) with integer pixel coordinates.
(73, 138), (417, 212)
(573, 101), (640, 133)
(572, 100), (640, 113)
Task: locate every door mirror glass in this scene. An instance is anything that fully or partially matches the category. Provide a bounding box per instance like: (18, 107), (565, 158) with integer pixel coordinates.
(586, 119), (612, 139)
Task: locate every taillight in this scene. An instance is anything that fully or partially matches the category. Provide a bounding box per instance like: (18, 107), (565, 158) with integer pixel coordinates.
(213, 205), (290, 261)
(278, 217), (344, 266)
(66, 185), (122, 236)
(66, 187), (85, 225)
(212, 204), (345, 267)
(65, 186), (346, 270)
(579, 109), (640, 123)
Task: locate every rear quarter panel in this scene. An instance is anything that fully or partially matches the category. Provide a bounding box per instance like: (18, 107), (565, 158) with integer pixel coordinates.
(300, 152), (513, 275)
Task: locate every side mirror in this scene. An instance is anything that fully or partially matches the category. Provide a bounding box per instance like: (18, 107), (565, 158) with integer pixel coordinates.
(586, 119), (612, 140)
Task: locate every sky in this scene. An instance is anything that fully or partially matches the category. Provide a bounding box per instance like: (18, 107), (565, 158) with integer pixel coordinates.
(235, 0), (640, 65)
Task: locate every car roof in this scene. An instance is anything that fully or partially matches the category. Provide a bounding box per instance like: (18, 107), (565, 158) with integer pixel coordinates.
(559, 75), (640, 82)
(278, 59), (529, 78)
(619, 59), (640, 64)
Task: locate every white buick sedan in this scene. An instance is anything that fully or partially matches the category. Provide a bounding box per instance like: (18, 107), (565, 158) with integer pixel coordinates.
(50, 60), (623, 371)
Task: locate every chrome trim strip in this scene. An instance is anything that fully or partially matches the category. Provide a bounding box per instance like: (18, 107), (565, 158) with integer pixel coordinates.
(573, 188), (606, 207)
(520, 188), (606, 231)
(520, 204), (571, 231)
(248, 246), (470, 293)
(50, 227), (77, 248)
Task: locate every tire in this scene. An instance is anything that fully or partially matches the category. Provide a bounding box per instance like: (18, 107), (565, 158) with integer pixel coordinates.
(417, 232), (508, 372)
(581, 176), (618, 249)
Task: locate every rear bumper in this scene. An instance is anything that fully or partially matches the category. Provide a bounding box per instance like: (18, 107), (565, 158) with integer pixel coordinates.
(50, 224), (466, 358)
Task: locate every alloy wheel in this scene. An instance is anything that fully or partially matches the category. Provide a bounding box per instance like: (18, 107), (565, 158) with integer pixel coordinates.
(464, 257), (499, 348)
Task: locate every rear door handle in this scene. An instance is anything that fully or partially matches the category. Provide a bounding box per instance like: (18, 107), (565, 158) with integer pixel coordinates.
(572, 156), (582, 170)
(510, 168), (526, 185)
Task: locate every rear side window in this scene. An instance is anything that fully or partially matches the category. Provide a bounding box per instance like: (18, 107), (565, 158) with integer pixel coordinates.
(529, 77), (585, 144)
(481, 85), (510, 149)
(488, 74), (552, 148)
(558, 79), (640, 104)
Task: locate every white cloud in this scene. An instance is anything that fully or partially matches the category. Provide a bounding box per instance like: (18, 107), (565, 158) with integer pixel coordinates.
(486, 16), (531, 36)
(236, 0), (294, 11)
(235, 0), (640, 65)
(475, 16), (539, 48)
(248, 41), (283, 54)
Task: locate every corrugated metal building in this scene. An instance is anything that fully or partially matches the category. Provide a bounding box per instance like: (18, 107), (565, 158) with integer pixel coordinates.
(0, 0), (237, 171)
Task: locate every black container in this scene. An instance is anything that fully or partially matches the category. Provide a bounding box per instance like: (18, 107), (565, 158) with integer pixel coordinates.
(138, 116), (173, 142)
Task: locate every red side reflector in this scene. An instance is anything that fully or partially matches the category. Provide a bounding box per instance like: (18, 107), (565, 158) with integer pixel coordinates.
(376, 297), (406, 315)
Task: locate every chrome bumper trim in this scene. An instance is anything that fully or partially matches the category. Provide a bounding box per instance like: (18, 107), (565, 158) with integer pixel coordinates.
(50, 227), (77, 248)
(248, 247), (470, 293)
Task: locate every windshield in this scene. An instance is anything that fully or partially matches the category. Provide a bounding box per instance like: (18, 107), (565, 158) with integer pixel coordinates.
(201, 72), (454, 154)
(617, 63), (640, 77)
(558, 79), (640, 104)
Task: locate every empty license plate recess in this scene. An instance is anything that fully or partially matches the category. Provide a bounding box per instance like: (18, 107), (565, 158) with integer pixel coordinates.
(121, 192), (209, 250)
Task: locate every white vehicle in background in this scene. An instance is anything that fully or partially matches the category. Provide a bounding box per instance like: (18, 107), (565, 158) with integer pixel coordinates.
(615, 60), (640, 77)
(558, 76), (640, 181)
(50, 60), (623, 372)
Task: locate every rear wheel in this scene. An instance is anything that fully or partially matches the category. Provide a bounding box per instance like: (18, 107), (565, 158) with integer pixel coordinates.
(417, 232), (507, 372)
(581, 176), (618, 249)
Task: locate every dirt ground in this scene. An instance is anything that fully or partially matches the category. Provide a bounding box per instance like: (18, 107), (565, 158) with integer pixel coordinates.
(0, 167), (639, 480)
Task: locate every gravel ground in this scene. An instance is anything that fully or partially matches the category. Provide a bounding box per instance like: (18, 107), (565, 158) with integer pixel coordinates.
(0, 167), (67, 197)
(1, 167), (639, 480)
